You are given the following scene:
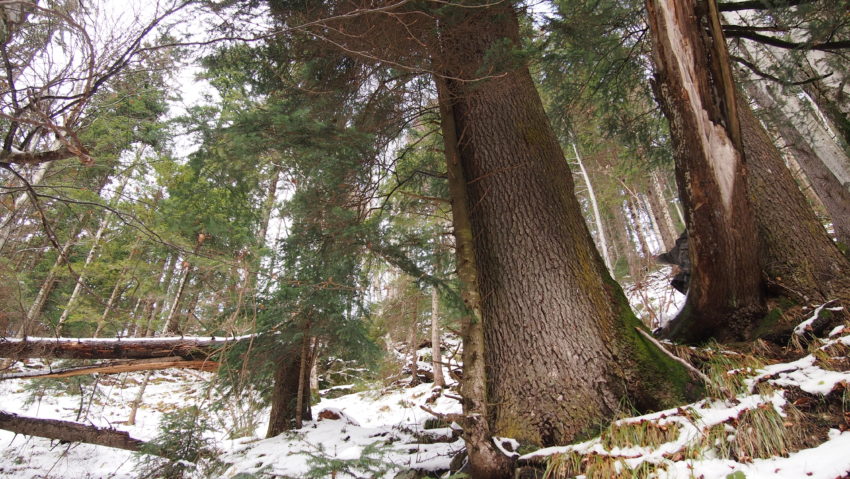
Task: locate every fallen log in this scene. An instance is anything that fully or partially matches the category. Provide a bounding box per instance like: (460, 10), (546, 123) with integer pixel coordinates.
(0, 335), (250, 361)
(0, 410), (156, 454)
(0, 357), (219, 381)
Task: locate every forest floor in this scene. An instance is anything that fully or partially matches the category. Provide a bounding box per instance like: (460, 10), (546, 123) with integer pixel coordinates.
(0, 271), (849, 478)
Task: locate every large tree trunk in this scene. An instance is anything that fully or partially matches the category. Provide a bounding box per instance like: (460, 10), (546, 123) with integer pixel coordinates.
(648, 0), (766, 343)
(738, 98), (850, 302)
(436, 3), (698, 450)
(0, 411), (150, 453)
(266, 341), (314, 438)
(435, 74), (512, 479)
(744, 80), (850, 247)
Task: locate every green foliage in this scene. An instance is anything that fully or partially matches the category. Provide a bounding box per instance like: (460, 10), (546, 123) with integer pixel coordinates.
(136, 406), (223, 479)
(300, 441), (396, 479)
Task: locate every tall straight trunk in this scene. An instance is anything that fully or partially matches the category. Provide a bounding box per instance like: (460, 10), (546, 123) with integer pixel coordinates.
(435, 3), (697, 451)
(738, 99), (850, 302)
(17, 234), (78, 338)
(131, 298), (152, 338)
(602, 213), (622, 274)
(56, 216), (109, 329)
(294, 332), (311, 430)
(626, 194), (651, 258)
(406, 301), (420, 386)
(647, 0), (765, 343)
(97, 243), (142, 337)
(641, 193), (665, 251)
(435, 75), (511, 478)
(647, 173), (677, 250)
(162, 234), (207, 336)
(801, 81), (850, 155)
(734, 42), (850, 188)
(652, 170), (680, 242)
(744, 80), (850, 247)
(614, 199), (641, 279)
(58, 176), (130, 329)
(430, 285), (445, 388)
(162, 265), (192, 335)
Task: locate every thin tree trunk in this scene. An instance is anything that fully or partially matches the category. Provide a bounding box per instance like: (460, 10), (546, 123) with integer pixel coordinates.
(625, 195), (651, 259)
(162, 264), (192, 335)
(435, 74), (511, 478)
(641, 193), (665, 252)
(647, 173), (677, 250)
(648, 0), (766, 343)
(17, 234), (77, 338)
(294, 331), (310, 429)
(613, 201), (640, 279)
(407, 300), (420, 386)
(572, 141), (613, 272)
(56, 216), (109, 329)
(430, 285), (445, 388)
(652, 170), (680, 241)
(127, 370), (152, 426)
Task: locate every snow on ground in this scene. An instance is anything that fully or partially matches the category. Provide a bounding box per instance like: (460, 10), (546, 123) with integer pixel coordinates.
(0, 352), (463, 479)
(1, 298), (849, 478)
(624, 266), (686, 330)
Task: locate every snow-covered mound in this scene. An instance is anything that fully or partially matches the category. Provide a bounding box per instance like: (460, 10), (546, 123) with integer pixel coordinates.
(0, 314), (848, 479)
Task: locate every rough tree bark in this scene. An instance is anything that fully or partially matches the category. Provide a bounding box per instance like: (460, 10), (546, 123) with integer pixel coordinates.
(0, 411), (151, 453)
(436, 2), (698, 452)
(648, 0), (766, 343)
(435, 74), (512, 478)
(744, 80), (850, 247)
(266, 340), (314, 438)
(430, 285), (445, 388)
(738, 98), (850, 303)
(0, 335), (245, 360)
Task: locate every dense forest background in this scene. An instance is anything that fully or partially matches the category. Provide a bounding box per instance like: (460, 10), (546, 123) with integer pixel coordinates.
(1, 0), (849, 478)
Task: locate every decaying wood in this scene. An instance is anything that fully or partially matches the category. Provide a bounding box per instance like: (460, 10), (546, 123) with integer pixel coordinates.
(0, 335), (249, 361)
(0, 410), (157, 454)
(0, 357), (219, 381)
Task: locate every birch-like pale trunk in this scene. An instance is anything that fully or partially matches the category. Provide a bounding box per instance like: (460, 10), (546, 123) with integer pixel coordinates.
(0, 161), (50, 253)
(650, 170), (679, 248)
(430, 285), (445, 388)
(572, 141), (613, 272)
(56, 218), (109, 328)
(17, 235), (77, 338)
